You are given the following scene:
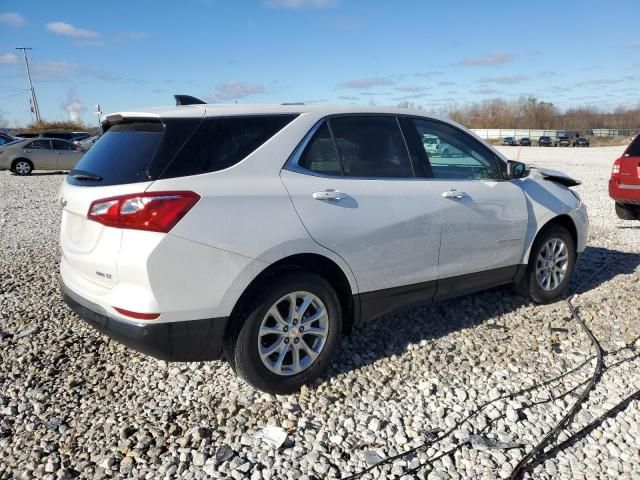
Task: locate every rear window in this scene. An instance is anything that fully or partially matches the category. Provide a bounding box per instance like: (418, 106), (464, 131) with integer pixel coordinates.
(68, 115), (296, 186)
(68, 122), (168, 186)
(626, 135), (640, 157)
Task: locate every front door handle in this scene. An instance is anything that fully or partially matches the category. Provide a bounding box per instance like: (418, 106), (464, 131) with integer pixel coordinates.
(312, 190), (343, 201)
(441, 189), (467, 199)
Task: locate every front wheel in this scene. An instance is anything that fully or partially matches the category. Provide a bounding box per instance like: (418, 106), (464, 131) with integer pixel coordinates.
(231, 272), (342, 394)
(515, 224), (576, 303)
(11, 159), (33, 176)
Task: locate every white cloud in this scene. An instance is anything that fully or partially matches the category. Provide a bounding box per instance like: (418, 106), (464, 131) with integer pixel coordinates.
(0, 12), (25, 27)
(625, 40), (640, 49)
(338, 78), (393, 89)
(114, 31), (148, 41)
(62, 89), (86, 123)
(46, 22), (101, 45)
(31, 61), (78, 81)
(0, 53), (19, 64)
(211, 81), (266, 100)
(480, 75), (530, 85)
(264, 0), (337, 8)
(395, 85), (430, 93)
(459, 52), (513, 66)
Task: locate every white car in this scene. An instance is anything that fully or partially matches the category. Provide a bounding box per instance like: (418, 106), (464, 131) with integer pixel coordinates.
(0, 137), (85, 175)
(59, 103), (588, 393)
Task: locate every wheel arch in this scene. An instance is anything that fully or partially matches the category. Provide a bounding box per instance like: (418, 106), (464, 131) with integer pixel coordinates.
(525, 214), (578, 264)
(11, 157), (33, 170)
(226, 253), (358, 344)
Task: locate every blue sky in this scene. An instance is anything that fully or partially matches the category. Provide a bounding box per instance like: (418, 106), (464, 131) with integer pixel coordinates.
(1, 0), (639, 127)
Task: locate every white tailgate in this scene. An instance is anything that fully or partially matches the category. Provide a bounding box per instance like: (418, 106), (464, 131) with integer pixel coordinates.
(59, 180), (153, 289)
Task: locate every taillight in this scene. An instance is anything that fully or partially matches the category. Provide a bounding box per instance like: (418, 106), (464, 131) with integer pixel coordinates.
(88, 191), (200, 233)
(611, 158), (621, 181)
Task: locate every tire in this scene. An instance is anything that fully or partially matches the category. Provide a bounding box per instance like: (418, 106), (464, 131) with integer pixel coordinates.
(230, 272), (342, 394)
(615, 202), (639, 220)
(515, 224), (576, 304)
(11, 159), (33, 176)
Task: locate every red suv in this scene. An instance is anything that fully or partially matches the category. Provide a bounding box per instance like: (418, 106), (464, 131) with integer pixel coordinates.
(610, 135), (640, 220)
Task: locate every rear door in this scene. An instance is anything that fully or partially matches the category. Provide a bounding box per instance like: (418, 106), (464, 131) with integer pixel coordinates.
(406, 118), (528, 289)
(619, 135), (640, 188)
(52, 139), (84, 170)
(24, 139), (56, 170)
(281, 116), (443, 306)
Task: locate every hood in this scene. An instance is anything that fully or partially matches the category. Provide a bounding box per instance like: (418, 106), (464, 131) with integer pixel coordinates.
(529, 166), (581, 187)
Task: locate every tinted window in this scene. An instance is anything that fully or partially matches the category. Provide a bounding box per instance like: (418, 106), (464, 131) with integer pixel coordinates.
(160, 115), (296, 179)
(69, 122), (166, 186)
(329, 116), (413, 178)
(52, 140), (75, 151)
(298, 123), (342, 176)
(29, 140), (51, 150)
(627, 135), (640, 157)
(411, 119), (501, 180)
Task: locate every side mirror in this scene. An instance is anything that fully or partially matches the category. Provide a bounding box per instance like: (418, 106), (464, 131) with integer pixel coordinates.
(507, 160), (528, 179)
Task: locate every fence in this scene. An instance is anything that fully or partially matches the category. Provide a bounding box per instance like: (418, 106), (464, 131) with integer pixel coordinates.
(471, 128), (639, 140)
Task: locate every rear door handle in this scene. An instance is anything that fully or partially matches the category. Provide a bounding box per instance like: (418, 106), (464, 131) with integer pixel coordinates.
(441, 189), (467, 199)
(312, 190), (343, 201)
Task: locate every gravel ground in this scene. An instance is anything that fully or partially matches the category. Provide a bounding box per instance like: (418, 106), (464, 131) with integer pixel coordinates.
(1, 146), (638, 480)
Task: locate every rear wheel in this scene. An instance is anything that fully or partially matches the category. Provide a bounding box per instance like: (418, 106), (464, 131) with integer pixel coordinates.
(615, 202), (639, 220)
(515, 224), (576, 303)
(230, 272), (342, 394)
(11, 159), (33, 176)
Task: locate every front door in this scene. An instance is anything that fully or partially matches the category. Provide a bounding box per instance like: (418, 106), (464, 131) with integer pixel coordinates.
(281, 116), (444, 318)
(24, 139), (56, 170)
(405, 118), (528, 291)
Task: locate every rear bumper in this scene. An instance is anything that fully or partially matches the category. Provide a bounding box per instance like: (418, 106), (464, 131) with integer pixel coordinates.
(61, 281), (228, 362)
(609, 180), (640, 204)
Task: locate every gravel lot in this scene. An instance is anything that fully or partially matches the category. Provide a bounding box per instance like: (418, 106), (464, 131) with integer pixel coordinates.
(1, 146), (639, 480)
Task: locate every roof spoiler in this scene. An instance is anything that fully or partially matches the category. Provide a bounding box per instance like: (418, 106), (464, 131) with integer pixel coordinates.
(174, 95), (207, 106)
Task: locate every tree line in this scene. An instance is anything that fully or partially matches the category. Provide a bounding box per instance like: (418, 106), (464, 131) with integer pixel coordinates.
(398, 97), (640, 131)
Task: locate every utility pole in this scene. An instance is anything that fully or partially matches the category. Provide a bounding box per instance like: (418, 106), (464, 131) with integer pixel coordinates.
(16, 47), (42, 124)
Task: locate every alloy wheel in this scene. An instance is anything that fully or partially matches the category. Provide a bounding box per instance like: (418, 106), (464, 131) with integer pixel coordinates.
(257, 291), (329, 376)
(536, 238), (569, 291)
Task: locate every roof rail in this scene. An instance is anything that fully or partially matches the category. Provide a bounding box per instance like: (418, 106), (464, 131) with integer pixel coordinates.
(174, 95), (207, 106)
(281, 102), (305, 105)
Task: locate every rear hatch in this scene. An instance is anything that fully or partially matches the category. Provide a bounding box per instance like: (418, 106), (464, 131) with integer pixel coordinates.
(619, 135), (640, 187)
(60, 109), (205, 290)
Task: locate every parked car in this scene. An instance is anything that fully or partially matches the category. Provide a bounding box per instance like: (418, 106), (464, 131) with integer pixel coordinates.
(0, 132), (16, 146)
(573, 137), (590, 147)
(0, 138), (85, 175)
(14, 131), (90, 141)
(59, 103), (588, 393)
(555, 136), (572, 147)
(76, 135), (101, 150)
(421, 134), (439, 154)
(609, 134), (640, 220)
(502, 137), (517, 146)
(519, 137), (531, 146)
(538, 136), (553, 147)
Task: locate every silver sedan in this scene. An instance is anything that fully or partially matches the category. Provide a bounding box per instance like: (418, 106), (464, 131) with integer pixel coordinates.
(0, 138), (85, 175)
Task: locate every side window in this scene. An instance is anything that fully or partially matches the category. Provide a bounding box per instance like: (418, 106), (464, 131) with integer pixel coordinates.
(298, 123), (342, 176)
(329, 116), (413, 178)
(29, 140), (51, 150)
(52, 140), (74, 151)
(411, 119), (502, 180)
(160, 115), (296, 179)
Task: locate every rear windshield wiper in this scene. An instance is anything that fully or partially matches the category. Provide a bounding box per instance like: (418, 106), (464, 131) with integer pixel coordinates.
(69, 170), (103, 181)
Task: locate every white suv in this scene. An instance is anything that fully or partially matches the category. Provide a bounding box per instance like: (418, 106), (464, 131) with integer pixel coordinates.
(59, 103), (588, 393)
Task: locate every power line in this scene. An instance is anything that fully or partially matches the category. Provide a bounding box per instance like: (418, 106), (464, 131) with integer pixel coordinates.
(15, 47), (41, 124)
